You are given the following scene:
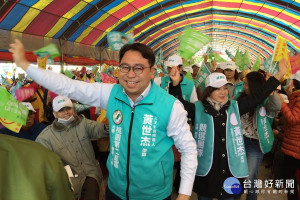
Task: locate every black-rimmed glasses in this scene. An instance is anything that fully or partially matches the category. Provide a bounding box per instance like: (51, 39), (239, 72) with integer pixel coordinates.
(119, 64), (150, 75)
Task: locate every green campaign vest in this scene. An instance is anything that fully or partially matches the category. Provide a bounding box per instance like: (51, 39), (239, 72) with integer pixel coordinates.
(194, 100), (249, 178)
(160, 76), (194, 101)
(256, 104), (275, 154)
(106, 81), (176, 200)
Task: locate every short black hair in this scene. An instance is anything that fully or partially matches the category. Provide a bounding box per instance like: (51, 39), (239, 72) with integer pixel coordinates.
(119, 43), (155, 67)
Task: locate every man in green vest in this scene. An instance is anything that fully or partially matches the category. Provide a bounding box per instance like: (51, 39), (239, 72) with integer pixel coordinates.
(9, 39), (197, 200)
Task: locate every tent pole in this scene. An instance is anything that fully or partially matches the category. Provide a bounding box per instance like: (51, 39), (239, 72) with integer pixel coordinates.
(59, 39), (64, 72)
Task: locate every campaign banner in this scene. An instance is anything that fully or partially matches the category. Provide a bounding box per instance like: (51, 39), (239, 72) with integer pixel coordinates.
(289, 53), (300, 74)
(107, 31), (134, 51)
(0, 117), (22, 133)
(0, 87), (28, 126)
(271, 36), (292, 79)
(37, 55), (49, 69)
(100, 72), (118, 84)
(15, 87), (35, 102)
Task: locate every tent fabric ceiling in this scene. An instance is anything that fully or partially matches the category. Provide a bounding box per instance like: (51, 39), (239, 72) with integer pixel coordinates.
(0, 0), (299, 62)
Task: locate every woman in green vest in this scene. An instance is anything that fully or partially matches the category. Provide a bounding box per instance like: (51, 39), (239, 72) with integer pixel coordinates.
(237, 71), (281, 200)
(220, 61), (244, 99)
(169, 59), (287, 200)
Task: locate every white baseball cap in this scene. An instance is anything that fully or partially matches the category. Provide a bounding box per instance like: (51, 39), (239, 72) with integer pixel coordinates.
(183, 66), (192, 73)
(21, 102), (36, 112)
(290, 70), (300, 81)
(52, 96), (73, 112)
(165, 55), (183, 67)
(205, 72), (229, 88)
(220, 61), (237, 71)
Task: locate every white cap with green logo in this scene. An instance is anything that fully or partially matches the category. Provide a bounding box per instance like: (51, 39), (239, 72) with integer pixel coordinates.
(205, 72), (230, 88)
(164, 55), (183, 68)
(52, 96), (73, 112)
(21, 102), (36, 112)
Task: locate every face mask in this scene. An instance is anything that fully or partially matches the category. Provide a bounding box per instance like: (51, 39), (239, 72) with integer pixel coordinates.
(57, 115), (75, 126)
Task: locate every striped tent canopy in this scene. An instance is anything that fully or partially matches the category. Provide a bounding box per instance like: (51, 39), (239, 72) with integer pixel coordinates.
(0, 0), (299, 63)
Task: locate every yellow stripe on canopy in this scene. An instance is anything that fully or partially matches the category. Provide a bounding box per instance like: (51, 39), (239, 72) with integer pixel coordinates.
(46, 1), (93, 37)
(12, 0), (53, 32)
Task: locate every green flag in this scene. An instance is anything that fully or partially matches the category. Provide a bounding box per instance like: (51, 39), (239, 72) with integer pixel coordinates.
(206, 46), (213, 55)
(1, 75), (10, 86)
(185, 71), (194, 82)
(34, 43), (61, 60)
(155, 48), (164, 66)
(213, 52), (227, 63)
(234, 48), (244, 70)
(252, 55), (261, 71)
(63, 70), (75, 79)
(194, 56), (203, 64)
(242, 51), (251, 69)
(0, 87), (28, 125)
(225, 49), (234, 59)
(263, 56), (273, 73)
(95, 73), (101, 82)
(179, 28), (211, 60)
(194, 64), (211, 88)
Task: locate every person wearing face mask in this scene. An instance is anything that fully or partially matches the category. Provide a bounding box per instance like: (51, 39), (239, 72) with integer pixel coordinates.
(169, 59), (287, 200)
(35, 95), (109, 200)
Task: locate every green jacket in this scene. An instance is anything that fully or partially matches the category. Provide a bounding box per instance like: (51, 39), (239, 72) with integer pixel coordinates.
(0, 134), (74, 200)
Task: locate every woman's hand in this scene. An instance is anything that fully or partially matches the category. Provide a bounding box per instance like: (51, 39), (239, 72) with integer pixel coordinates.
(169, 67), (181, 86)
(274, 58), (288, 81)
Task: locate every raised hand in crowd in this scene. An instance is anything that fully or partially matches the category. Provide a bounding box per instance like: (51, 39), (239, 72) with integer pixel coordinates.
(9, 39), (30, 70)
